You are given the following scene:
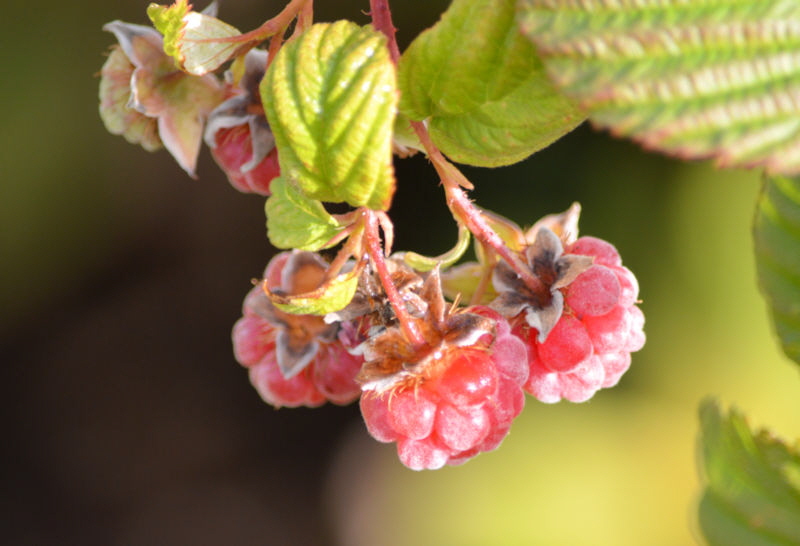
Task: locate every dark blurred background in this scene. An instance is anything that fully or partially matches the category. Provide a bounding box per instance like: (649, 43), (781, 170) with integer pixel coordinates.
(2, 1), (798, 545)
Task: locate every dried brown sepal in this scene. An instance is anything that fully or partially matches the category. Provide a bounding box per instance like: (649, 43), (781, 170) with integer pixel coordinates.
(492, 226), (592, 342)
(524, 202), (582, 246)
(357, 269), (495, 393)
(325, 257), (426, 327)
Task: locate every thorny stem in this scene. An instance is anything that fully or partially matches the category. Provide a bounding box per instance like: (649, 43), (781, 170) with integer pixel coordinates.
(369, 0), (401, 64)
(364, 210), (426, 349)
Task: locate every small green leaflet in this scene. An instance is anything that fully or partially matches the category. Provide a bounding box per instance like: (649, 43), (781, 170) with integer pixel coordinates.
(261, 21), (397, 211)
(518, 0), (800, 175)
(267, 258), (365, 316)
(265, 176), (346, 251)
(754, 174), (800, 365)
(698, 399), (800, 546)
(148, 0), (243, 76)
(398, 0), (584, 168)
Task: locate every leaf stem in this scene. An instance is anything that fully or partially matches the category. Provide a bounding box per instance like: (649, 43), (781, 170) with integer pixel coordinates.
(363, 209), (426, 349)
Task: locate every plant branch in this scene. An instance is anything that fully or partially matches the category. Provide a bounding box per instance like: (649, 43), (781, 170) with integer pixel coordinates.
(369, 0), (401, 64)
(410, 120), (547, 297)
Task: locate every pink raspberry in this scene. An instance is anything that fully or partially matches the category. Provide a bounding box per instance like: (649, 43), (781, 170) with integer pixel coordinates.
(204, 49), (279, 195)
(231, 251), (365, 408)
(359, 303), (528, 470)
(513, 236), (645, 403)
(210, 124), (279, 195)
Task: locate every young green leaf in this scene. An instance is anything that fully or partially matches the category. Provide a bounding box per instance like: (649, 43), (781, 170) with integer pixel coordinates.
(261, 21), (397, 211)
(398, 0), (584, 168)
(698, 399), (800, 546)
(148, 0), (243, 76)
(518, 0), (800, 175)
(267, 258), (365, 315)
(754, 174), (800, 365)
(265, 176), (347, 251)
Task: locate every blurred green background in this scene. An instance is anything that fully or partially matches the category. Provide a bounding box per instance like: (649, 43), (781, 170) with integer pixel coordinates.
(2, 1), (798, 544)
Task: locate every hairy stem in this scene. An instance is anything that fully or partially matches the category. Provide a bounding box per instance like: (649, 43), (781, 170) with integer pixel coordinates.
(410, 121), (547, 296)
(369, 0), (401, 63)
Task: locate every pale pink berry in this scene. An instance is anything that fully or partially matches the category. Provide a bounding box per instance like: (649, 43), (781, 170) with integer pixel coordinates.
(232, 251), (365, 408)
(515, 236), (645, 403)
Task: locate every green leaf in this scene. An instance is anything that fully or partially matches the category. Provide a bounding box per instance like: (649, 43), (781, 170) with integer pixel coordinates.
(754, 174), (800, 364)
(268, 259), (365, 315)
(698, 399), (800, 546)
(397, 0), (584, 168)
(148, 0), (242, 76)
(518, 0), (800, 175)
(261, 21), (397, 211)
(265, 176), (346, 251)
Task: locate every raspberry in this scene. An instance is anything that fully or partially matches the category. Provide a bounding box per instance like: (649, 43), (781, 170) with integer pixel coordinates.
(204, 48), (279, 195)
(359, 301), (529, 470)
(231, 252), (365, 408)
(210, 124), (279, 195)
(510, 235), (645, 403)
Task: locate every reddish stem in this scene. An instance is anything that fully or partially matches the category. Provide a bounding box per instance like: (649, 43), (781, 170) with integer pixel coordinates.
(364, 210), (426, 349)
(410, 120), (547, 296)
(369, 0), (401, 64)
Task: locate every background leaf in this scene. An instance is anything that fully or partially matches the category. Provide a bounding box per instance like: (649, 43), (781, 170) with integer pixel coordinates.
(698, 399), (800, 546)
(397, 0), (584, 168)
(754, 174), (800, 365)
(265, 176), (346, 251)
(261, 21), (396, 211)
(518, 0), (800, 175)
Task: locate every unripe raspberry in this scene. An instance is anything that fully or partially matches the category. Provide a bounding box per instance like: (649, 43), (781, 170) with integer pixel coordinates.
(232, 251), (365, 408)
(359, 297), (528, 470)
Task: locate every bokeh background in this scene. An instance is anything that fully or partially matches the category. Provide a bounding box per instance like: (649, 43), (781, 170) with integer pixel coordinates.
(3, 1), (799, 544)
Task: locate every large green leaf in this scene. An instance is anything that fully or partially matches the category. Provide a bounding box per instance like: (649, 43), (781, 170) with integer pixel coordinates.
(698, 400), (800, 546)
(261, 21), (396, 211)
(754, 174), (800, 364)
(398, 0), (584, 168)
(518, 0), (800, 175)
(265, 176), (346, 251)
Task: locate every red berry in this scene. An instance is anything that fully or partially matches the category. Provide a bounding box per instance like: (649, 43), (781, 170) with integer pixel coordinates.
(232, 252), (365, 408)
(502, 234), (644, 403)
(359, 307), (528, 470)
(210, 124), (280, 195)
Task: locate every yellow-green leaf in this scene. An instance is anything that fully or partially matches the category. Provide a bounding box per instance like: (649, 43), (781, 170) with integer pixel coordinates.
(261, 21), (397, 211)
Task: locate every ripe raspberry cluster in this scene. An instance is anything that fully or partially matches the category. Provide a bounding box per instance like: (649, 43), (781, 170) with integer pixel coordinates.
(231, 219), (645, 469)
(98, 12), (645, 472)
